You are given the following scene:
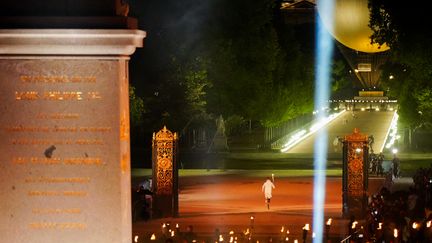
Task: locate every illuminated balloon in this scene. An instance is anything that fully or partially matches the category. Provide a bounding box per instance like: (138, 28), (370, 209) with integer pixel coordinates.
(317, 0), (389, 53)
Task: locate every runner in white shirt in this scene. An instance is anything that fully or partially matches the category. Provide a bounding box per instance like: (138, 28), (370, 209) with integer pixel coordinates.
(262, 177), (275, 210)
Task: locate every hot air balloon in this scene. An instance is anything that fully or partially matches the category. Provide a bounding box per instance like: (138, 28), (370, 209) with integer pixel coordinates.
(317, 0), (390, 89)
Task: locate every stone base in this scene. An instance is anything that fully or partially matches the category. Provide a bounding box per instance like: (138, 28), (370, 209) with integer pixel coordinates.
(0, 29), (145, 243)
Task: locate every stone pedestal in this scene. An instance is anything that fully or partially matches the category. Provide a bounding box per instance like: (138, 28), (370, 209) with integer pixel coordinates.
(0, 29), (145, 243)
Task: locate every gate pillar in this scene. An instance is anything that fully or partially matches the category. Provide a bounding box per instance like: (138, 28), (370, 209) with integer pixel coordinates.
(152, 126), (178, 218)
(342, 128), (369, 218)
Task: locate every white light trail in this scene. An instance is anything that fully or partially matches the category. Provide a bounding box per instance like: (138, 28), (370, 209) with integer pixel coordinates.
(280, 110), (345, 153)
(380, 111), (398, 152)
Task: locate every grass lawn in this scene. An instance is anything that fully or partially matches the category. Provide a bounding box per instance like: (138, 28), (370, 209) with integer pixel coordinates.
(131, 168), (342, 178)
(132, 151), (432, 179)
(400, 159), (432, 176)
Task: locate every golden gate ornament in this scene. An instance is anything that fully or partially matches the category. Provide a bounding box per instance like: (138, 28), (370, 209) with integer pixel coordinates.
(152, 126), (178, 217)
(342, 128), (369, 218)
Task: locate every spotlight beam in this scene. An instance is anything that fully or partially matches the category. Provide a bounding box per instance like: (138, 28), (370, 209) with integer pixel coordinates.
(313, 1), (335, 242)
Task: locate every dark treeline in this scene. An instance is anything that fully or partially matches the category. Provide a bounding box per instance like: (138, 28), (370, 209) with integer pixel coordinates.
(127, 0), (349, 148)
(370, 0), (432, 146)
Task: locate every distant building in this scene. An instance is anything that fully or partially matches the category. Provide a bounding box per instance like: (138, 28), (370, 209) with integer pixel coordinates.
(281, 0), (316, 24)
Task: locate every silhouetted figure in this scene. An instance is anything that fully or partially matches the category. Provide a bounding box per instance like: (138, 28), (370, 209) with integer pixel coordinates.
(368, 135), (375, 150)
(392, 154), (400, 178)
(183, 225), (197, 243)
(213, 228), (221, 242)
(369, 152), (377, 174)
(377, 153), (384, 176)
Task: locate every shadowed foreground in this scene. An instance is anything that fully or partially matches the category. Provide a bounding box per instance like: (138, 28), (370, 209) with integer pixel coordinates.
(133, 173), (385, 242)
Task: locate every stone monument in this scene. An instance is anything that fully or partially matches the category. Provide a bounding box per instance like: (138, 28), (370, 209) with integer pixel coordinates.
(208, 115), (229, 152)
(0, 1), (145, 242)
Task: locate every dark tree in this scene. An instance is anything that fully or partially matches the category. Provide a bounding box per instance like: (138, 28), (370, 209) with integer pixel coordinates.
(127, 0), (318, 147)
(369, 0), (432, 138)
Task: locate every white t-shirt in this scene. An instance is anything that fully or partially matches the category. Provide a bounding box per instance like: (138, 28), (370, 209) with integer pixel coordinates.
(262, 179), (275, 199)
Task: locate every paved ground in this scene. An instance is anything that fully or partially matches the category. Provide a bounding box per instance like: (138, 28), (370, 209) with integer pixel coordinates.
(132, 173), (387, 242)
(287, 110), (395, 154)
(131, 111), (400, 242)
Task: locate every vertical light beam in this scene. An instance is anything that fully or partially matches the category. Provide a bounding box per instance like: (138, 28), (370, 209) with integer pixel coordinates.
(313, 1), (334, 242)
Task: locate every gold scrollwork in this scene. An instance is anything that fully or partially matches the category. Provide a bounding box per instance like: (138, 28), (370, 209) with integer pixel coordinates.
(346, 128), (368, 197)
(153, 126), (178, 195)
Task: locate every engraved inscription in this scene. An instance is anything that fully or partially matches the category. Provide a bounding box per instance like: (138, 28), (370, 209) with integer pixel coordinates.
(29, 222), (87, 230)
(28, 191), (87, 197)
(20, 75), (96, 83)
(15, 91), (102, 101)
(4, 125), (111, 133)
(11, 139), (104, 145)
(0, 59), (122, 238)
(25, 177), (91, 184)
(32, 208), (82, 214)
(5, 126), (50, 132)
(36, 113), (80, 120)
(12, 157), (103, 166)
(0, 59), (127, 240)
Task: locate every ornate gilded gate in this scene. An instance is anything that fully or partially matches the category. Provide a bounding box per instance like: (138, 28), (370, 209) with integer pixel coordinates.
(152, 126), (178, 218)
(342, 128), (369, 218)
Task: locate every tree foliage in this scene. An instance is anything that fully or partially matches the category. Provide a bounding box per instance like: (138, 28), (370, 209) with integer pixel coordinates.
(369, 0), (432, 127)
(128, 0), (317, 138)
(204, 1), (315, 127)
(174, 56), (211, 117)
(331, 59), (350, 93)
(129, 85), (145, 128)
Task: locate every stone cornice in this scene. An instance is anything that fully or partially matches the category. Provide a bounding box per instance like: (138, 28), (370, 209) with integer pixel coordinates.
(0, 29), (146, 55)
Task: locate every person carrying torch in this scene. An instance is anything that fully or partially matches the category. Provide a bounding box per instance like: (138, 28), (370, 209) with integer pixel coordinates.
(262, 176), (275, 210)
